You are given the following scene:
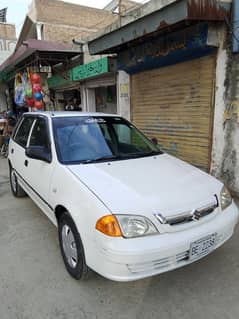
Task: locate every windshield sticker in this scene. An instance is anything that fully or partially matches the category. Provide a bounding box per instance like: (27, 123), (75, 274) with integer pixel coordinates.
(84, 118), (106, 124)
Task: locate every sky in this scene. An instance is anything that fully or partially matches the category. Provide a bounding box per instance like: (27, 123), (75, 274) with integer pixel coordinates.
(0, 0), (146, 37)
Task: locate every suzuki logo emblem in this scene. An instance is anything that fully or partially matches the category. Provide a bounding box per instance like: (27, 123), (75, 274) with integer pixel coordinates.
(191, 209), (201, 221)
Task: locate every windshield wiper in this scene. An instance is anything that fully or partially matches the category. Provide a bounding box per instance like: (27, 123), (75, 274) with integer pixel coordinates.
(80, 155), (119, 164)
(122, 150), (162, 159)
(80, 150), (162, 164)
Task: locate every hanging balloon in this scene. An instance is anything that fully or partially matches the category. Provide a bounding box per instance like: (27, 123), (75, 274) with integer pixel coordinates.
(32, 83), (42, 92)
(34, 92), (43, 101)
(25, 87), (33, 98)
(34, 100), (44, 109)
(25, 97), (35, 107)
(31, 73), (41, 84)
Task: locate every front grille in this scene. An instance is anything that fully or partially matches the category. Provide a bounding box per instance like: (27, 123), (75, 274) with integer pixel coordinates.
(155, 196), (219, 226)
(176, 251), (189, 262)
(127, 250), (189, 274)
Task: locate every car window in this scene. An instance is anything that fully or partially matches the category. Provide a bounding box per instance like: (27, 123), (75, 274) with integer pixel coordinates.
(14, 117), (35, 148)
(29, 118), (50, 149)
(53, 116), (162, 164)
(112, 123), (152, 153)
(54, 119), (112, 162)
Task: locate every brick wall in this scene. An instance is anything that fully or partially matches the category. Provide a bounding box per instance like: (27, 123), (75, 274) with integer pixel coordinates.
(0, 23), (16, 65)
(34, 0), (115, 29)
(43, 24), (93, 43)
(29, 0), (141, 44)
(0, 23), (16, 40)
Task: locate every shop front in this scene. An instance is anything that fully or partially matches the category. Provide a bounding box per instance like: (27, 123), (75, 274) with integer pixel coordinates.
(72, 57), (117, 114)
(0, 39), (81, 112)
(88, 0), (231, 171)
(121, 24), (217, 172)
(47, 71), (82, 111)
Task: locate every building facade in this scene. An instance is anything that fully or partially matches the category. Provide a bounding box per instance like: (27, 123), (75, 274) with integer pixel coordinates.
(14, 0), (138, 112)
(88, 0), (239, 195)
(17, 0), (139, 46)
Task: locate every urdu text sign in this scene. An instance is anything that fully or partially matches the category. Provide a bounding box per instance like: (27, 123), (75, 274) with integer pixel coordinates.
(72, 57), (108, 81)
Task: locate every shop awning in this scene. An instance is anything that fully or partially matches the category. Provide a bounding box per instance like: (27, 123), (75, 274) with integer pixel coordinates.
(88, 0), (231, 55)
(0, 39), (82, 80)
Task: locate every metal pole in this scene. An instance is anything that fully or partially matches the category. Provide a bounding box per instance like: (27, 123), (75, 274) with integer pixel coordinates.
(119, 0), (122, 26)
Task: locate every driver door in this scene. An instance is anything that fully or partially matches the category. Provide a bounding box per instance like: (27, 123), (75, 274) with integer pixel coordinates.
(25, 116), (55, 221)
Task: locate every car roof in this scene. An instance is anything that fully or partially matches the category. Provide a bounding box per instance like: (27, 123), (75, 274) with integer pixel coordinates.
(24, 111), (121, 119)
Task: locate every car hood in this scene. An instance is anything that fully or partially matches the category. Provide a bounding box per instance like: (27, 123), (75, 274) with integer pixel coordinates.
(68, 154), (222, 217)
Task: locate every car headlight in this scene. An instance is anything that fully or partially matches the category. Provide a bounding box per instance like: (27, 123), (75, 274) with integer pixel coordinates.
(96, 214), (158, 238)
(115, 215), (158, 238)
(220, 185), (232, 210)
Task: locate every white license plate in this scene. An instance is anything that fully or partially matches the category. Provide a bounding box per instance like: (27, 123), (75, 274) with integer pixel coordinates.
(190, 233), (217, 260)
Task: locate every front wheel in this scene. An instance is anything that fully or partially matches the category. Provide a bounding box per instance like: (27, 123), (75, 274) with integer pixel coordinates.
(58, 213), (89, 280)
(9, 167), (26, 197)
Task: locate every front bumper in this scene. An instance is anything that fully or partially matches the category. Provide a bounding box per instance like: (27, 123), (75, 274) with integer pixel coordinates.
(87, 201), (239, 282)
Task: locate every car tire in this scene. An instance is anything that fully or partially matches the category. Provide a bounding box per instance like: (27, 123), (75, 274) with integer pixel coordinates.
(58, 213), (89, 280)
(10, 167), (27, 198)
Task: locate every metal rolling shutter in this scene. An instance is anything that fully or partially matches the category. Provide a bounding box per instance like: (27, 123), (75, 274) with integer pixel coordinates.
(131, 55), (216, 171)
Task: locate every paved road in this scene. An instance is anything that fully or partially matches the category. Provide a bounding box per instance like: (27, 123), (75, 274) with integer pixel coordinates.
(0, 157), (239, 319)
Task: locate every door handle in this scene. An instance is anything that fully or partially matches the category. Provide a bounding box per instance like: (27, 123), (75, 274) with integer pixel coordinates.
(11, 148), (14, 154)
(24, 160), (28, 167)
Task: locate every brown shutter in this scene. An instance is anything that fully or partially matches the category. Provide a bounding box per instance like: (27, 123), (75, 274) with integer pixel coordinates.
(131, 55), (216, 171)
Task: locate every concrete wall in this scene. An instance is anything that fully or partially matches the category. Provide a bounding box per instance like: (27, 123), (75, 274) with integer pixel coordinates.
(0, 23), (16, 39)
(0, 23), (17, 65)
(117, 70), (130, 120)
(0, 39), (16, 65)
(78, 84), (95, 112)
(211, 26), (239, 196)
(29, 0), (117, 43)
(27, 0), (142, 44)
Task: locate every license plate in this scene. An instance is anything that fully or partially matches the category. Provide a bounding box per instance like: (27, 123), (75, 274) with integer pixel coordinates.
(190, 233), (217, 260)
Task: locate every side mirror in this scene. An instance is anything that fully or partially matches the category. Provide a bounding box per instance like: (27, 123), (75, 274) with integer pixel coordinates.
(25, 146), (52, 163)
(151, 137), (158, 145)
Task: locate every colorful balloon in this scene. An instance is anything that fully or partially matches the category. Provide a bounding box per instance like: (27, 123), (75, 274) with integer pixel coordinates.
(34, 100), (44, 109)
(31, 73), (41, 84)
(32, 83), (42, 92)
(25, 87), (32, 98)
(34, 92), (43, 101)
(25, 97), (35, 107)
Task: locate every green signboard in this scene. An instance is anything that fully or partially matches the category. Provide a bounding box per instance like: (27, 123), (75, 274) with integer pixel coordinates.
(0, 70), (15, 82)
(47, 71), (72, 89)
(72, 57), (108, 81)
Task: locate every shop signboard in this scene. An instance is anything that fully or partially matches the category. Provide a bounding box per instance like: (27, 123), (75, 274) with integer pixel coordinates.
(1, 70), (15, 82)
(72, 57), (108, 81)
(118, 24), (213, 74)
(47, 71), (72, 89)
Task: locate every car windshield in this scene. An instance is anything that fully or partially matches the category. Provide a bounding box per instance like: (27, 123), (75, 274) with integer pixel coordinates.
(52, 116), (162, 164)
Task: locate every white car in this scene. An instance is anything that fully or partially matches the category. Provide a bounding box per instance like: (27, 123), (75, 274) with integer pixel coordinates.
(8, 112), (239, 282)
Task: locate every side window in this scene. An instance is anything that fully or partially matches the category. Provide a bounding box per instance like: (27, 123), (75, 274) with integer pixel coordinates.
(14, 117), (35, 148)
(29, 118), (50, 150)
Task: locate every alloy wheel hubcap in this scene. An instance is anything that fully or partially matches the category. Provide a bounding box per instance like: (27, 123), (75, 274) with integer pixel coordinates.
(61, 224), (78, 268)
